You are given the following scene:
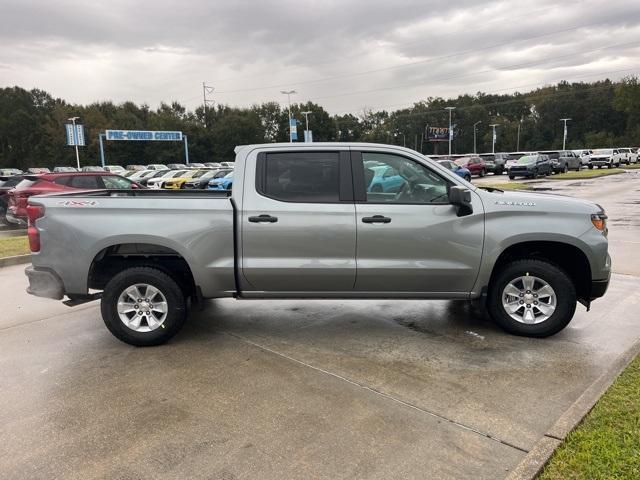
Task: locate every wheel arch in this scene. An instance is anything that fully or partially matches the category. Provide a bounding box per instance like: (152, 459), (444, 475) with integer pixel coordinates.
(487, 240), (592, 302)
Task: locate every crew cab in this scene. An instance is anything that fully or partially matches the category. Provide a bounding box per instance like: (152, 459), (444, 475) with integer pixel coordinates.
(24, 143), (610, 346)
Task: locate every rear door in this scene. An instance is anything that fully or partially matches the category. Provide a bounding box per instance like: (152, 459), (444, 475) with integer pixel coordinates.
(241, 149), (357, 292)
(353, 149), (484, 294)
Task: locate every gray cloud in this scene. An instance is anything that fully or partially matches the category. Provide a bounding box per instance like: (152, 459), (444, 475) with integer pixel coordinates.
(0, 0), (639, 114)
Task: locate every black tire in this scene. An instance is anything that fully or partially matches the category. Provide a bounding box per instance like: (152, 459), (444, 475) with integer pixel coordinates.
(101, 267), (187, 346)
(464, 174), (471, 182)
(487, 259), (576, 338)
(479, 168), (486, 177)
(588, 164), (593, 169)
(496, 167), (504, 175)
(563, 164), (568, 174)
(608, 162), (613, 169)
(508, 175), (515, 180)
(533, 168), (539, 178)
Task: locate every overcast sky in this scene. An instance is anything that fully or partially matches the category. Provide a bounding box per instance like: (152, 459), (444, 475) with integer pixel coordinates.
(1, 0), (639, 114)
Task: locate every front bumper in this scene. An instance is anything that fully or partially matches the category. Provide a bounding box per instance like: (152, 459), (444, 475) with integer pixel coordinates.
(25, 266), (65, 300)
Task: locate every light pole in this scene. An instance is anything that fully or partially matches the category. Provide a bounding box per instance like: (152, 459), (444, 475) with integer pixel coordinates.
(281, 90), (297, 142)
(473, 121), (481, 154)
(68, 116), (81, 169)
(490, 124), (499, 154)
(394, 131), (406, 147)
(301, 110), (312, 142)
(516, 119), (523, 151)
(445, 106), (455, 156)
(560, 118), (571, 150)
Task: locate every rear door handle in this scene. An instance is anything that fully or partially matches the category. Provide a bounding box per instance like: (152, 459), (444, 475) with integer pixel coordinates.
(248, 214), (278, 223)
(362, 215), (391, 224)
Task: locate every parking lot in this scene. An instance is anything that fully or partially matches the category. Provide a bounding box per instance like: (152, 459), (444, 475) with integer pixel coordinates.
(1, 170), (640, 479)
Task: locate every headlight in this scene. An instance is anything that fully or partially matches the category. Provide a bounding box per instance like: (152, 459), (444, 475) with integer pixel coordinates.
(591, 212), (608, 235)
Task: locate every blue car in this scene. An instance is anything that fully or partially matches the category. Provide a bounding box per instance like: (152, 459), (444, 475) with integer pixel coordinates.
(208, 171), (234, 190)
(366, 164), (405, 193)
(437, 160), (471, 182)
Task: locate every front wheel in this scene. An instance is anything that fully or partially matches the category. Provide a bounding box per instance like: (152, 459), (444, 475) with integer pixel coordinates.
(479, 169), (486, 177)
(487, 259), (576, 337)
(563, 164), (568, 174)
(101, 267), (187, 346)
(508, 175), (515, 180)
(464, 174), (471, 182)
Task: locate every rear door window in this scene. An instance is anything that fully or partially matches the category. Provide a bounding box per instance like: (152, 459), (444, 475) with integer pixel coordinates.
(257, 152), (341, 203)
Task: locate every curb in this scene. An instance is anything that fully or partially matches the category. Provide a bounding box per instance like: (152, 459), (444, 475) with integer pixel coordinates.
(505, 337), (640, 480)
(0, 255), (31, 269)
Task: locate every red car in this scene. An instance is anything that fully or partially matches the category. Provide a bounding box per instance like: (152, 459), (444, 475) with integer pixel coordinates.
(454, 156), (487, 177)
(6, 172), (141, 225)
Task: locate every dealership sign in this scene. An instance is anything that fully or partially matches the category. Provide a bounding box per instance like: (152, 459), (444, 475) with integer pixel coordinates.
(105, 130), (183, 141)
(425, 126), (449, 142)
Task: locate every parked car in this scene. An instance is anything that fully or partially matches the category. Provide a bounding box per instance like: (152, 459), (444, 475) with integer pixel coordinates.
(207, 171), (234, 190)
(219, 162), (235, 168)
(617, 148), (637, 164)
(146, 164), (169, 171)
(136, 170), (173, 187)
(0, 175), (25, 217)
(437, 160), (471, 181)
(127, 170), (159, 182)
(146, 170), (188, 189)
(187, 163), (206, 169)
(53, 166), (78, 173)
(589, 149), (622, 169)
(25, 143), (610, 346)
(182, 169), (233, 189)
(508, 154), (551, 179)
(104, 165), (125, 173)
(478, 153), (509, 175)
(0, 168), (23, 176)
(573, 149), (592, 167)
(543, 151), (582, 173)
(162, 170), (204, 190)
(454, 156), (486, 177)
(6, 173), (140, 225)
(365, 164), (404, 192)
(204, 162), (222, 168)
(81, 166), (106, 172)
(166, 163), (188, 170)
(27, 168), (50, 174)
(126, 165), (146, 171)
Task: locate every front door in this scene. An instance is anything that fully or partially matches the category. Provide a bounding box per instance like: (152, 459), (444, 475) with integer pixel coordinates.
(241, 150), (357, 292)
(353, 150), (484, 294)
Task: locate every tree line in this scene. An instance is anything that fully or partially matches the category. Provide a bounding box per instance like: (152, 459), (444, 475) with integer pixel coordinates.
(1, 77), (639, 169)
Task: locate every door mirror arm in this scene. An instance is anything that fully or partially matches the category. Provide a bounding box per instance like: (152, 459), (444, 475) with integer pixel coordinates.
(448, 186), (473, 217)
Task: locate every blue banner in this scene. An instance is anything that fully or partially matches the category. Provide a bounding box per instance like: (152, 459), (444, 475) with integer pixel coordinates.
(66, 124), (85, 146)
(289, 119), (298, 141)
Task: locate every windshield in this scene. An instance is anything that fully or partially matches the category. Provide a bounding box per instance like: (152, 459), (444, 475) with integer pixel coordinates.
(592, 149), (613, 155)
(518, 156), (535, 164)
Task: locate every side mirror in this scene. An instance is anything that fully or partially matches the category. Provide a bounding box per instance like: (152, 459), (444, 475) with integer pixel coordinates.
(448, 186), (473, 217)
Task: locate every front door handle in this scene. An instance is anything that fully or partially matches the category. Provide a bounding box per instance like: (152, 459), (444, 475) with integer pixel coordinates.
(248, 214), (278, 223)
(362, 215), (391, 224)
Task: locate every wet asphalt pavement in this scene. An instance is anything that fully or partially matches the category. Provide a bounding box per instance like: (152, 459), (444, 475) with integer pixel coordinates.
(1, 171), (640, 479)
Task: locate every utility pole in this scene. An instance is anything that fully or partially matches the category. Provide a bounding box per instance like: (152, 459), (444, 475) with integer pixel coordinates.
(281, 90), (297, 142)
(202, 82), (215, 128)
(473, 121), (481, 154)
(517, 119), (522, 151)
(560, 118), (571, 150)
(68, 116), (81, 169)
(301, 110), (312, 142)
(490, 124), (499, 154)
(445, 106), (455, 156)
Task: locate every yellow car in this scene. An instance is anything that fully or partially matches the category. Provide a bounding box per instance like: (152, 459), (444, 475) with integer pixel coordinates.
(162, 169), (207, 189)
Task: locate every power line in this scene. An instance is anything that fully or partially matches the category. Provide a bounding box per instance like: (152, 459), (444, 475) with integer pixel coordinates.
(332, 66), (639, 115)
(308, 40), (640, 102)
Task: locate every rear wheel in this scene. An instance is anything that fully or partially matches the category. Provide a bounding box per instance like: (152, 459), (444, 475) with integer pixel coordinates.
(508, 175), (515, 180)
(487, 259), (576, 337)
(588, 164), (593, 169)
(101, 267), (187, 346)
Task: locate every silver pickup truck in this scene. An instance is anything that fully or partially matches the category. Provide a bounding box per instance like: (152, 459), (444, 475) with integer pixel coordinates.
(25, 143), (610, 346)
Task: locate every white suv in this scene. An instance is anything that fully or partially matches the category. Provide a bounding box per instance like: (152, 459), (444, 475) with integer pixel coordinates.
(589, 149), (622, 169)
(573, 149), (591, 166)
(618, 148), (638, 164)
